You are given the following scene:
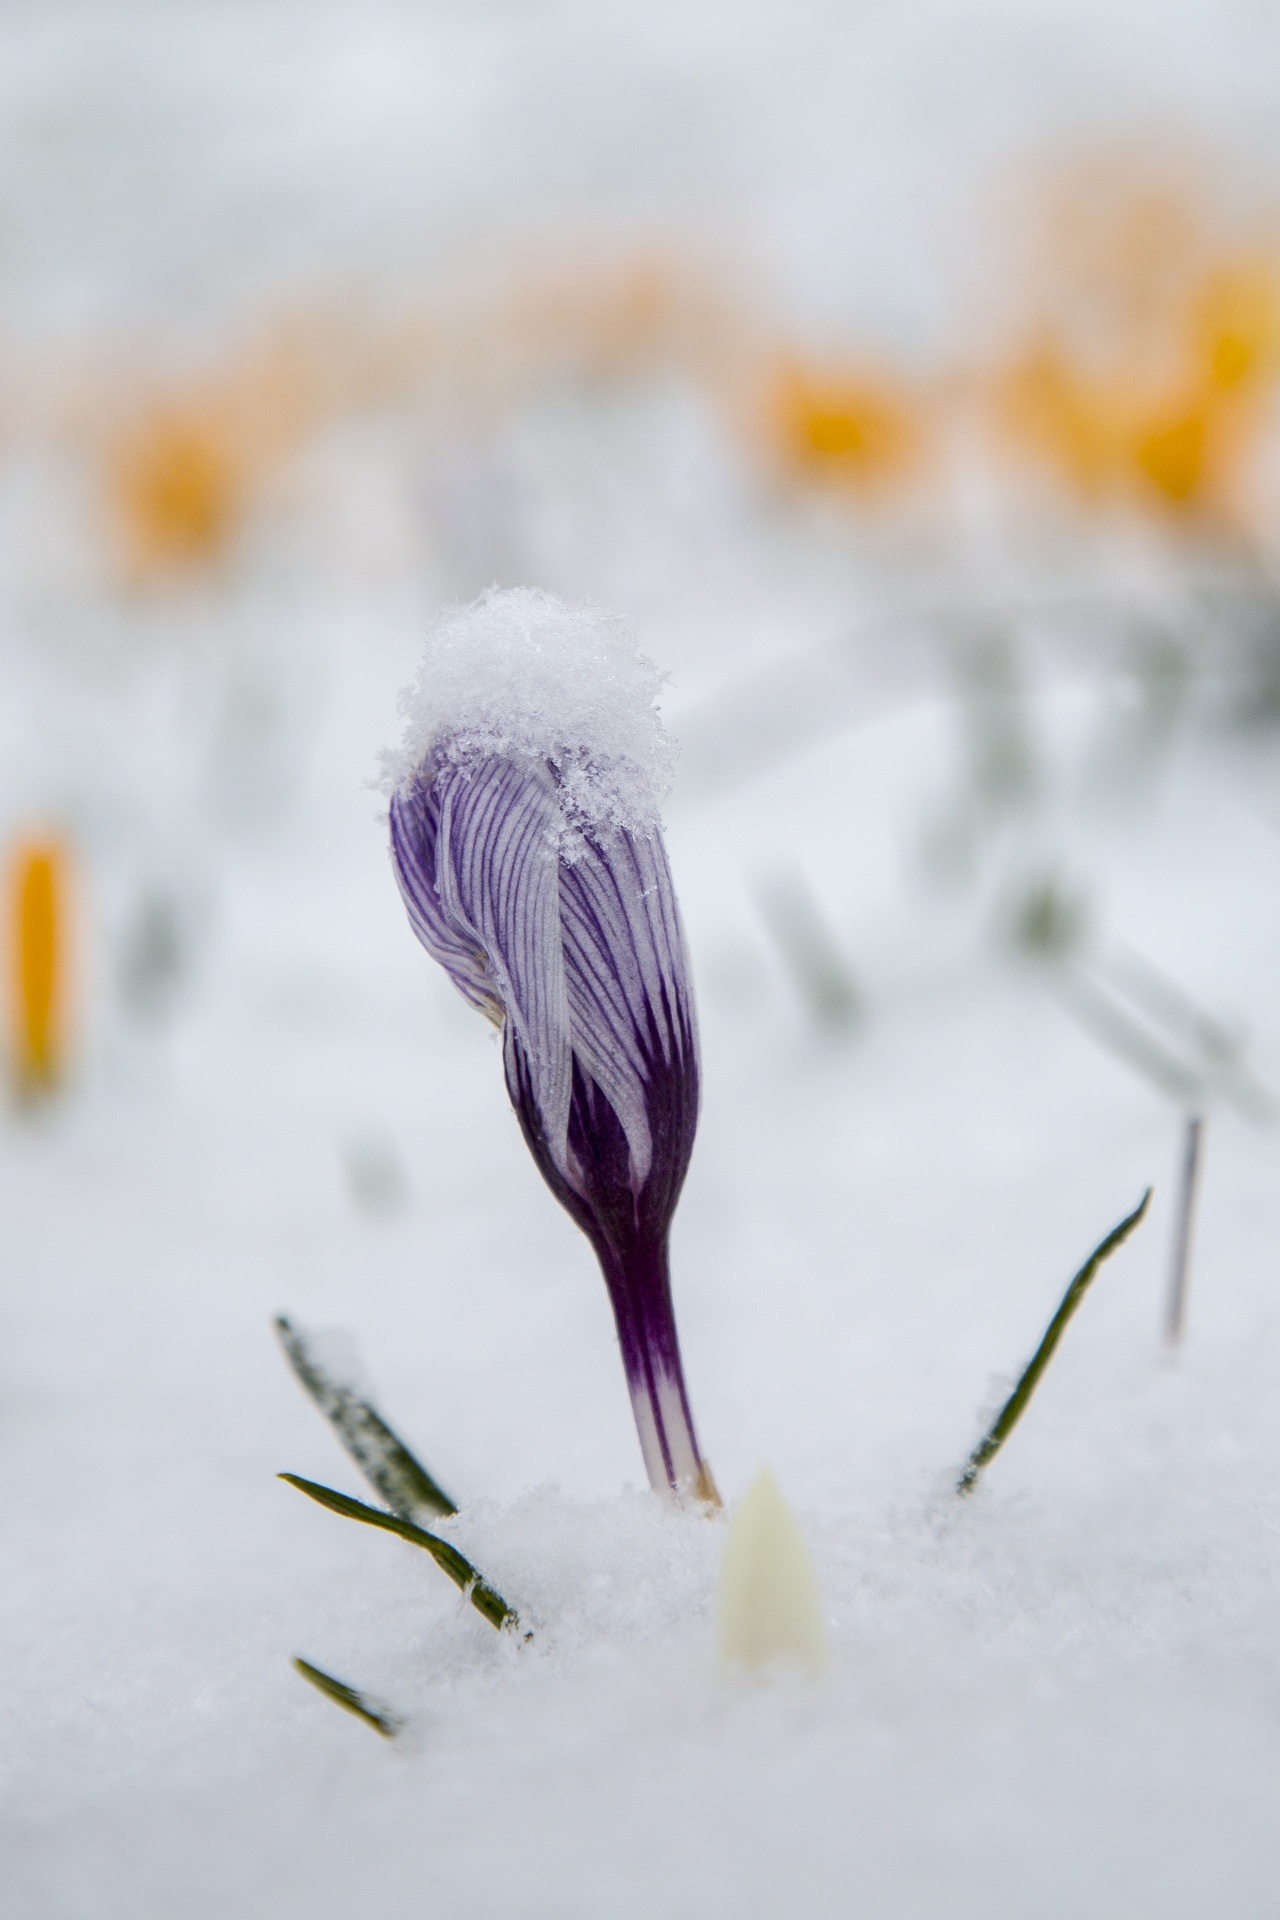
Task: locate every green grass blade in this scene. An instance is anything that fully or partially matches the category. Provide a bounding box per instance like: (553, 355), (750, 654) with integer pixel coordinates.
(279, 1472), (520, 1634)
(292, 1656), (402, 1738)
(957, 1187), (1152, 1495)
(274, 1315), (457, 1520)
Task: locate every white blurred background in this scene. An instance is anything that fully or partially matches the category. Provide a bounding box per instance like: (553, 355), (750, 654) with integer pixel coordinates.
(7, 5), (1280, 1916)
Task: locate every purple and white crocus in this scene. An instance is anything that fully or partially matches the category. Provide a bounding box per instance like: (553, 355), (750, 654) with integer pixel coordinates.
(386, 589), (718, 1504)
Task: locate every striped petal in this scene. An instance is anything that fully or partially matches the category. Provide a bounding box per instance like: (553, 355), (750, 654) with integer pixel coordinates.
(395, 758), (573, 1174)
(389, 775), (499, 1023)
(557, 828), (698, 1198)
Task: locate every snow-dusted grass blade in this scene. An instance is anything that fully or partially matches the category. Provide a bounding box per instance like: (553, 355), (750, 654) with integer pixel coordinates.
(279, 1473), (522, 1635)
(292, 1656), (403, 1738)
(274, 1315), (457, 1520)
(1104, 950), (1275, 1125)
(955, 631), (1039, 816)
(1165, 1115), (1204, 1346)
(957, 1188), (1152, 1495)
(1051, 958), (1274, 1124)
(753, 867), (860, 1031)
(1053, 971), (1206, 1106)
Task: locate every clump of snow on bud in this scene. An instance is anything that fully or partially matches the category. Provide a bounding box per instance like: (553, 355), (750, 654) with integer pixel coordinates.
(718, 1468), (827, 1673)
(384, 587), (676, 841)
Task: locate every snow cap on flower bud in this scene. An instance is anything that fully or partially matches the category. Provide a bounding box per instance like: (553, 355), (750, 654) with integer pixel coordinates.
(383, 587), (676, 847)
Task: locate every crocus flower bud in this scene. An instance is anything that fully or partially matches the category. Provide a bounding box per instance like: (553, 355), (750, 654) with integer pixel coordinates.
(386, 589), (717, 1503)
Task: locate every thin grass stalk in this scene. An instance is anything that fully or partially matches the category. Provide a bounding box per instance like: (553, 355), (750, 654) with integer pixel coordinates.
(957, 1187), (1152, 1495)
(1164, 1116), (1204, 1346)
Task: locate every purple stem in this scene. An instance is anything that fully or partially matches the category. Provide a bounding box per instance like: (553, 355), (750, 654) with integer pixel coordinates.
(601, 1240), (719, 1504)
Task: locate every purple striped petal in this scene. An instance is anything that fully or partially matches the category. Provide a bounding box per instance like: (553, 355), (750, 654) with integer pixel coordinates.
(389, 775), (500, 1024)
(556, 827), (697, 1204)
(434, 760), (572, 1173)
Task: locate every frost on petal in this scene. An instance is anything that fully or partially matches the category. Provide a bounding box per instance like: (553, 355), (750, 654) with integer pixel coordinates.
(382, 588), (675, 842)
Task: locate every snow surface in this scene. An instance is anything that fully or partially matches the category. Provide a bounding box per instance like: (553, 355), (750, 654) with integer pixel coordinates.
(386, 587), (675, 837)
(3, 3), (1280, 1918)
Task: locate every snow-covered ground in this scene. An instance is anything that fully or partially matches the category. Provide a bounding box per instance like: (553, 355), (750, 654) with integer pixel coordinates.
(4, 4), (1280, 1916)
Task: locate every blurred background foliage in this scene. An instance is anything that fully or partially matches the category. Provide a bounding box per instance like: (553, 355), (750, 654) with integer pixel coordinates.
(3, 4), (1280, 1137)
(13, 145), (1280, 619)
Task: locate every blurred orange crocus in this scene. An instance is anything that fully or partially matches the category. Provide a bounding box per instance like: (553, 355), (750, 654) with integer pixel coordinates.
(769, 360), (923, 492)
(104, 317), (331, 581)
(110, 401), (248, 575)
(998, 159), (1280, 524)
(1194, 256), (1280, 396)
(9, 838), (67, 1099)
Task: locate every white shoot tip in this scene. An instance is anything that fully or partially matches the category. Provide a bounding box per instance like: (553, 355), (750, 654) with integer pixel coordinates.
(717, 1467), (827, 1673)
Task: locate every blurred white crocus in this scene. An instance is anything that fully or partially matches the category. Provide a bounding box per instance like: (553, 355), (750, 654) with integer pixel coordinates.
(386, 588), (717, 1503)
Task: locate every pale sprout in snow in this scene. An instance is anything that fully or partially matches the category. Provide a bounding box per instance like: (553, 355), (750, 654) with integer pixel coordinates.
(718, 1468), (827, 1671)
(387, 588), (717, 1502)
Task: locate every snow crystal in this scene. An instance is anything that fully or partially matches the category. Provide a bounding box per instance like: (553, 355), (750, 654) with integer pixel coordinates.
(384, 587), (676, 839)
